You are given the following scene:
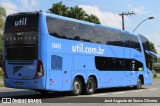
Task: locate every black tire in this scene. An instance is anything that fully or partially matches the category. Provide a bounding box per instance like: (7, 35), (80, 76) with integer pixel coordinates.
(72, 77), (82, 96)
(134, 77), (142, 89)
(84, 77), (96, 95)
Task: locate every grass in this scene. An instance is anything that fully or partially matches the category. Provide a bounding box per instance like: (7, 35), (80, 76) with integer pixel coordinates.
(0, 68), (3, 87)
(153, 76), (160, 80)
(0, 69), (3, 80)
(152, 70), (160, 80)
(0, 83), (4, 87)
(0, 75), (3, 80)
(0, 69), (2, 76)
(0, 75), (3, 87)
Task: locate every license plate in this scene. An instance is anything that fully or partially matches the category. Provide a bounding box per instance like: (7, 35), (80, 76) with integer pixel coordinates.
(16, 82), (23, 85)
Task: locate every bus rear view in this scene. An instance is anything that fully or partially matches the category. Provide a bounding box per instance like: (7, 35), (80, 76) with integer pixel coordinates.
(3, 12), (45, 90)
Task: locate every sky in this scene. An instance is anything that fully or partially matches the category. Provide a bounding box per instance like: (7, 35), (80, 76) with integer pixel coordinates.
(0, 0), (160, 55)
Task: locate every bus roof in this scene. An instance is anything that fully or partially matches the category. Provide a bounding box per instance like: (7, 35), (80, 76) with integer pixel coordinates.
(7, 12), (138, 36)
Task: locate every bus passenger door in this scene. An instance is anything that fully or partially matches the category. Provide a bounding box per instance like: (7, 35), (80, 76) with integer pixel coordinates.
(124, 48), (131, 85)
(130, 50), (139, 85)
(62, 54), (72, 91)
(47, 54), (63, 91)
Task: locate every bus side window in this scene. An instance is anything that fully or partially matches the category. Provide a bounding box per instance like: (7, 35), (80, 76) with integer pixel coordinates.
(122, 34), (130, 48)
(106, 31), (123, 46)
(146, 59), (152, 70)
(136, 60), (144, 71)
(95, 56), (124, 71)
(131, 59), (144, 71)
(51, 55), (62, 70)
(124, 59), (131, 70)
(130, 35), (141, 51)
(90, 27), (105, 44)
(111, 58), (124, 70)
(66, 21), (79, 40)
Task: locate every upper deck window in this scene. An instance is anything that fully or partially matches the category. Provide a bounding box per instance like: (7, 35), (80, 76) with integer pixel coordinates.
(46, 16), (141, 51)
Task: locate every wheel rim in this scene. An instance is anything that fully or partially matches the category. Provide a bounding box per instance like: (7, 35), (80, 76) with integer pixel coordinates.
(138, 79), (141, 89)
(73, 81), (80, 94)
(87, 80), (94, 92)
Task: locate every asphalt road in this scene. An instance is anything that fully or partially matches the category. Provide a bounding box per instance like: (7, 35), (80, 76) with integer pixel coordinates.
(0, 80), (160, 106)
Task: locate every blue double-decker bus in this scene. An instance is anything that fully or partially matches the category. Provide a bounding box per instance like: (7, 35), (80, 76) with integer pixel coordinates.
(3, 12), (154, 96)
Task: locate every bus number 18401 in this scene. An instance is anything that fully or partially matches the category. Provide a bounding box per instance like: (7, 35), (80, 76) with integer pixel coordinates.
(52, 43), (61, 49)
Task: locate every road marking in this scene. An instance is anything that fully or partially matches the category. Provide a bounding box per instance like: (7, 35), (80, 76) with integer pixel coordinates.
(148, 88), (158, 91)
(112, 92), (125, 95)
(91, 93), (106, 96)
(133, 90), (143, 92)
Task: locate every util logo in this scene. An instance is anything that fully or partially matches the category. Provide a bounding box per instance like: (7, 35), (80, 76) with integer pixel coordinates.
(15, 17), (27, 26)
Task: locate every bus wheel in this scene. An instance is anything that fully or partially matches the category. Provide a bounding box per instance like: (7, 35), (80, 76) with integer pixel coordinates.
(134, 77), (142, 89)
(72, 77), (82, 96)
(85, 77), (96, 95)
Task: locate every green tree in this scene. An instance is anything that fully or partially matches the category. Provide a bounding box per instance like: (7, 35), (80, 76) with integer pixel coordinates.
(0, 6), (6, 34)
(0, 6), (6, 67)
(85, 14), (101, 24)
(149, 41), (157, 54)
(158, 58), (160, 63)
(49, 2), (101, 24)
(68, 6), (87, 20)
(38, 10), (43, 12)
(0, 18), (4, 34)
(49, 1), (69, 16)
